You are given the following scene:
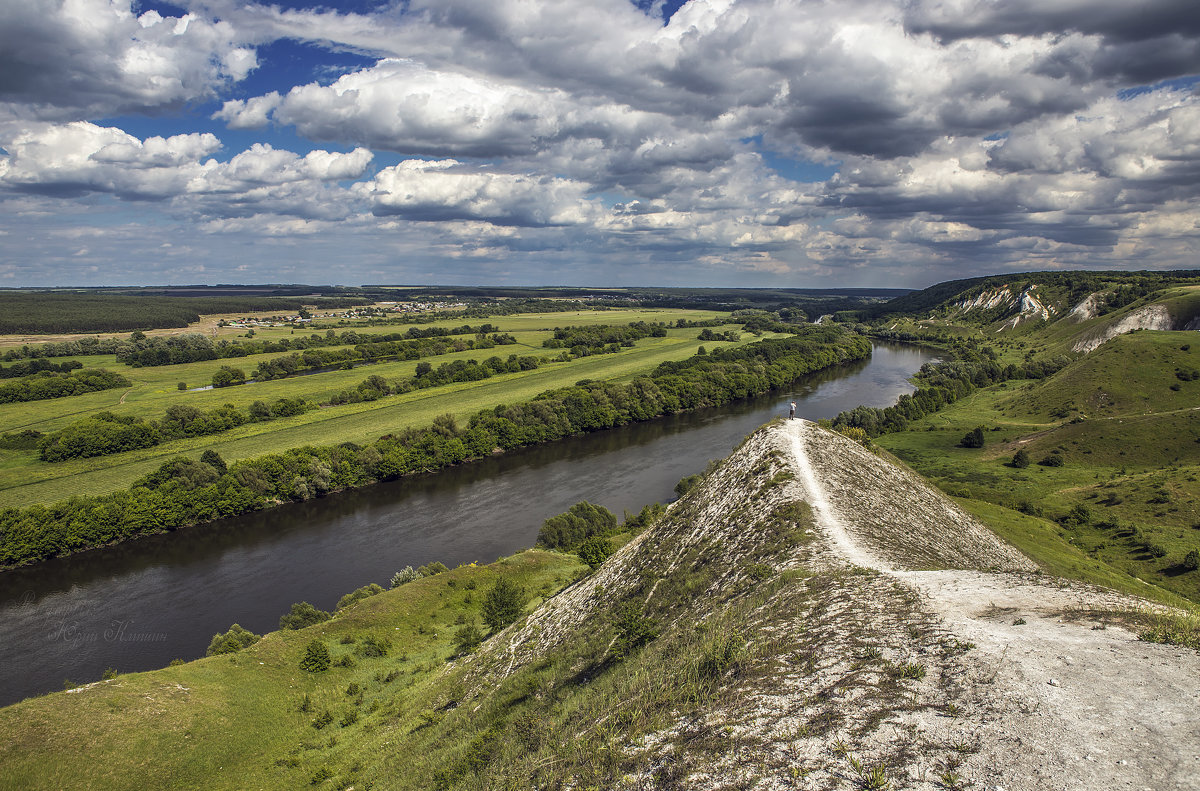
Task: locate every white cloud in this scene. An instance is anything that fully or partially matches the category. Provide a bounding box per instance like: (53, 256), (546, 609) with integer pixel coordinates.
(212, 92), (282, 130)
(0, 122), (371, 220)
(5, 0), (1200, 285)
(364, 159), (600, 226)
(0, 0), (257, 120)
(273, 59), (565, 156)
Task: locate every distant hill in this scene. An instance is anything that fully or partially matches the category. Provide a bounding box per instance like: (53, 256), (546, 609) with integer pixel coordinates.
(878, 270), (1200, 327)
(871, 270), (1200, 360)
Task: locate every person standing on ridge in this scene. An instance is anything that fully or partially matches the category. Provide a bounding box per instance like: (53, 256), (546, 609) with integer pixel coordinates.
(788, 401), (796, 420)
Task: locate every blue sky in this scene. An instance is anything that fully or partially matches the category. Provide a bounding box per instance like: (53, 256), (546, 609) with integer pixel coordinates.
(1, 0), (1198, 288)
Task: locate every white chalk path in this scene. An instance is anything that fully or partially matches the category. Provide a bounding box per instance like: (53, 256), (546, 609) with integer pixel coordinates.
(784, 419), (1200, 791)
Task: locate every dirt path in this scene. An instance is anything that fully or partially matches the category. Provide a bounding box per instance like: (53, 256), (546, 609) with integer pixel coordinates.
(784, 419), (1200, 791)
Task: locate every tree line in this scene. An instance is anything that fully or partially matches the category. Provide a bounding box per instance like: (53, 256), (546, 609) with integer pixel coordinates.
(0, 359), (85, 378)
(0, 292), (368, 334)
(0, 369), (130, 404)
(116, 324), (502, 368)
(0, 324), (499, 365)
(831, 345), (1071, 437)
(541, 322), (668, 356)
(0, 327), (868, 567)
(34, 398), (315, 462)
(328, 354), (545, 402)
(252, 332), (515, 381)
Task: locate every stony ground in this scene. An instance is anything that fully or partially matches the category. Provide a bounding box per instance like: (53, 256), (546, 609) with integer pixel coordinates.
(781, 420), (1200, 791)
(461, 420), (1200, 790)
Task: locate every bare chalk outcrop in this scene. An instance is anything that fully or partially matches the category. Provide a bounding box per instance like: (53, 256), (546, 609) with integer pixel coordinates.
(1072, 303), (1176, 353)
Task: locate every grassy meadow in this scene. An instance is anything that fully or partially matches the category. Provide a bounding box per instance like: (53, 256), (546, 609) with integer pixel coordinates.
(0, 550), (587, 791)
(874, 330), (1200, 604)
(0, 309), (762, 506)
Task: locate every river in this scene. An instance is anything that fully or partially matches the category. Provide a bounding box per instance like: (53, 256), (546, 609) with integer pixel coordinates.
(0, 342), (935, 706)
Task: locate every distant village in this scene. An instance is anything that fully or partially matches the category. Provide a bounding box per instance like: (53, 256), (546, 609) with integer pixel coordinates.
(219, 300), (468, 329)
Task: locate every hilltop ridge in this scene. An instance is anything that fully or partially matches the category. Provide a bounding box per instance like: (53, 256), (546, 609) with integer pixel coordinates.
(876, 272), (1200, 359)
(456, 420), (1199, 789)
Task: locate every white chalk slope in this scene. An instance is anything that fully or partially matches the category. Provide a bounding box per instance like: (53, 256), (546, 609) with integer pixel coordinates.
(786, 420), (1200, 791)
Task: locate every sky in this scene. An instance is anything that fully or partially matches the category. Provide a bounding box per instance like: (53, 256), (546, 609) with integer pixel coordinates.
(0, 0), (1198, 289)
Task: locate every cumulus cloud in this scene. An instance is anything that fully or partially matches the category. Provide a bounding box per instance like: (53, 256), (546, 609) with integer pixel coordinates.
(0, 0), (257, 120)
(226, 0), (1185, 176)
(272, 59), (567, 156)
(0, 122), (371, 219)
(813, 86), (1200, 264)
(364, 159), (600, 226)
(212, 92), (282, 130)
(6, 0), (1200, 285)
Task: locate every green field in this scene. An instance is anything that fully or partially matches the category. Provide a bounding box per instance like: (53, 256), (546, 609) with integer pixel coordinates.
(0, 310), (764, 506)
(874, 330), (1200, 604)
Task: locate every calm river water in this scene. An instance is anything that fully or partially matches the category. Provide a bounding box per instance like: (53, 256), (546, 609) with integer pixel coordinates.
(0, 342), (935, 705)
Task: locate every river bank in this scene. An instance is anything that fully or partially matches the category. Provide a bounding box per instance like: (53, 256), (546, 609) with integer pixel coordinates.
(0, 342), (935, 705)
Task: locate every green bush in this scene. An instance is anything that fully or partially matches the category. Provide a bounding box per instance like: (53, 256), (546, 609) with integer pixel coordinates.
(356, 634), (391, 658)
(1012, 448), (1030, 468)
(211, 365), (246, 388)
(1040, 453), (1065, 467)
(1182, 549), (1199, 572)
(537, 501), (617, 551)
(279, 601), (332, 630)
(452, 623), (484, 655)
(337, 583), (384, 610)
(482, 577), (526, 632)
(1062, 504), (1092, 526)
(206, 623), (260, 656)
(0, 429), (43, 450)
(390, 566), (419, 587)
(959, 426), (985, 448)
(674, 474), (703, 497)
(612, 601), (658, 660)
(38, 412), (160, 462)
(199, 449), (227, 474)
(576, 536), (614, 570)
(299, 640), (331, 672)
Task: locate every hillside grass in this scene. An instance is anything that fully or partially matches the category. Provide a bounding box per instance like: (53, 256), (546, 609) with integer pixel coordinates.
(874, 331), (1200, 604)
(0, 550), (587, 791)
(997, 330), (1200, 420)
(0, 313), (764, 506)
(950, 497), (1192, 608)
